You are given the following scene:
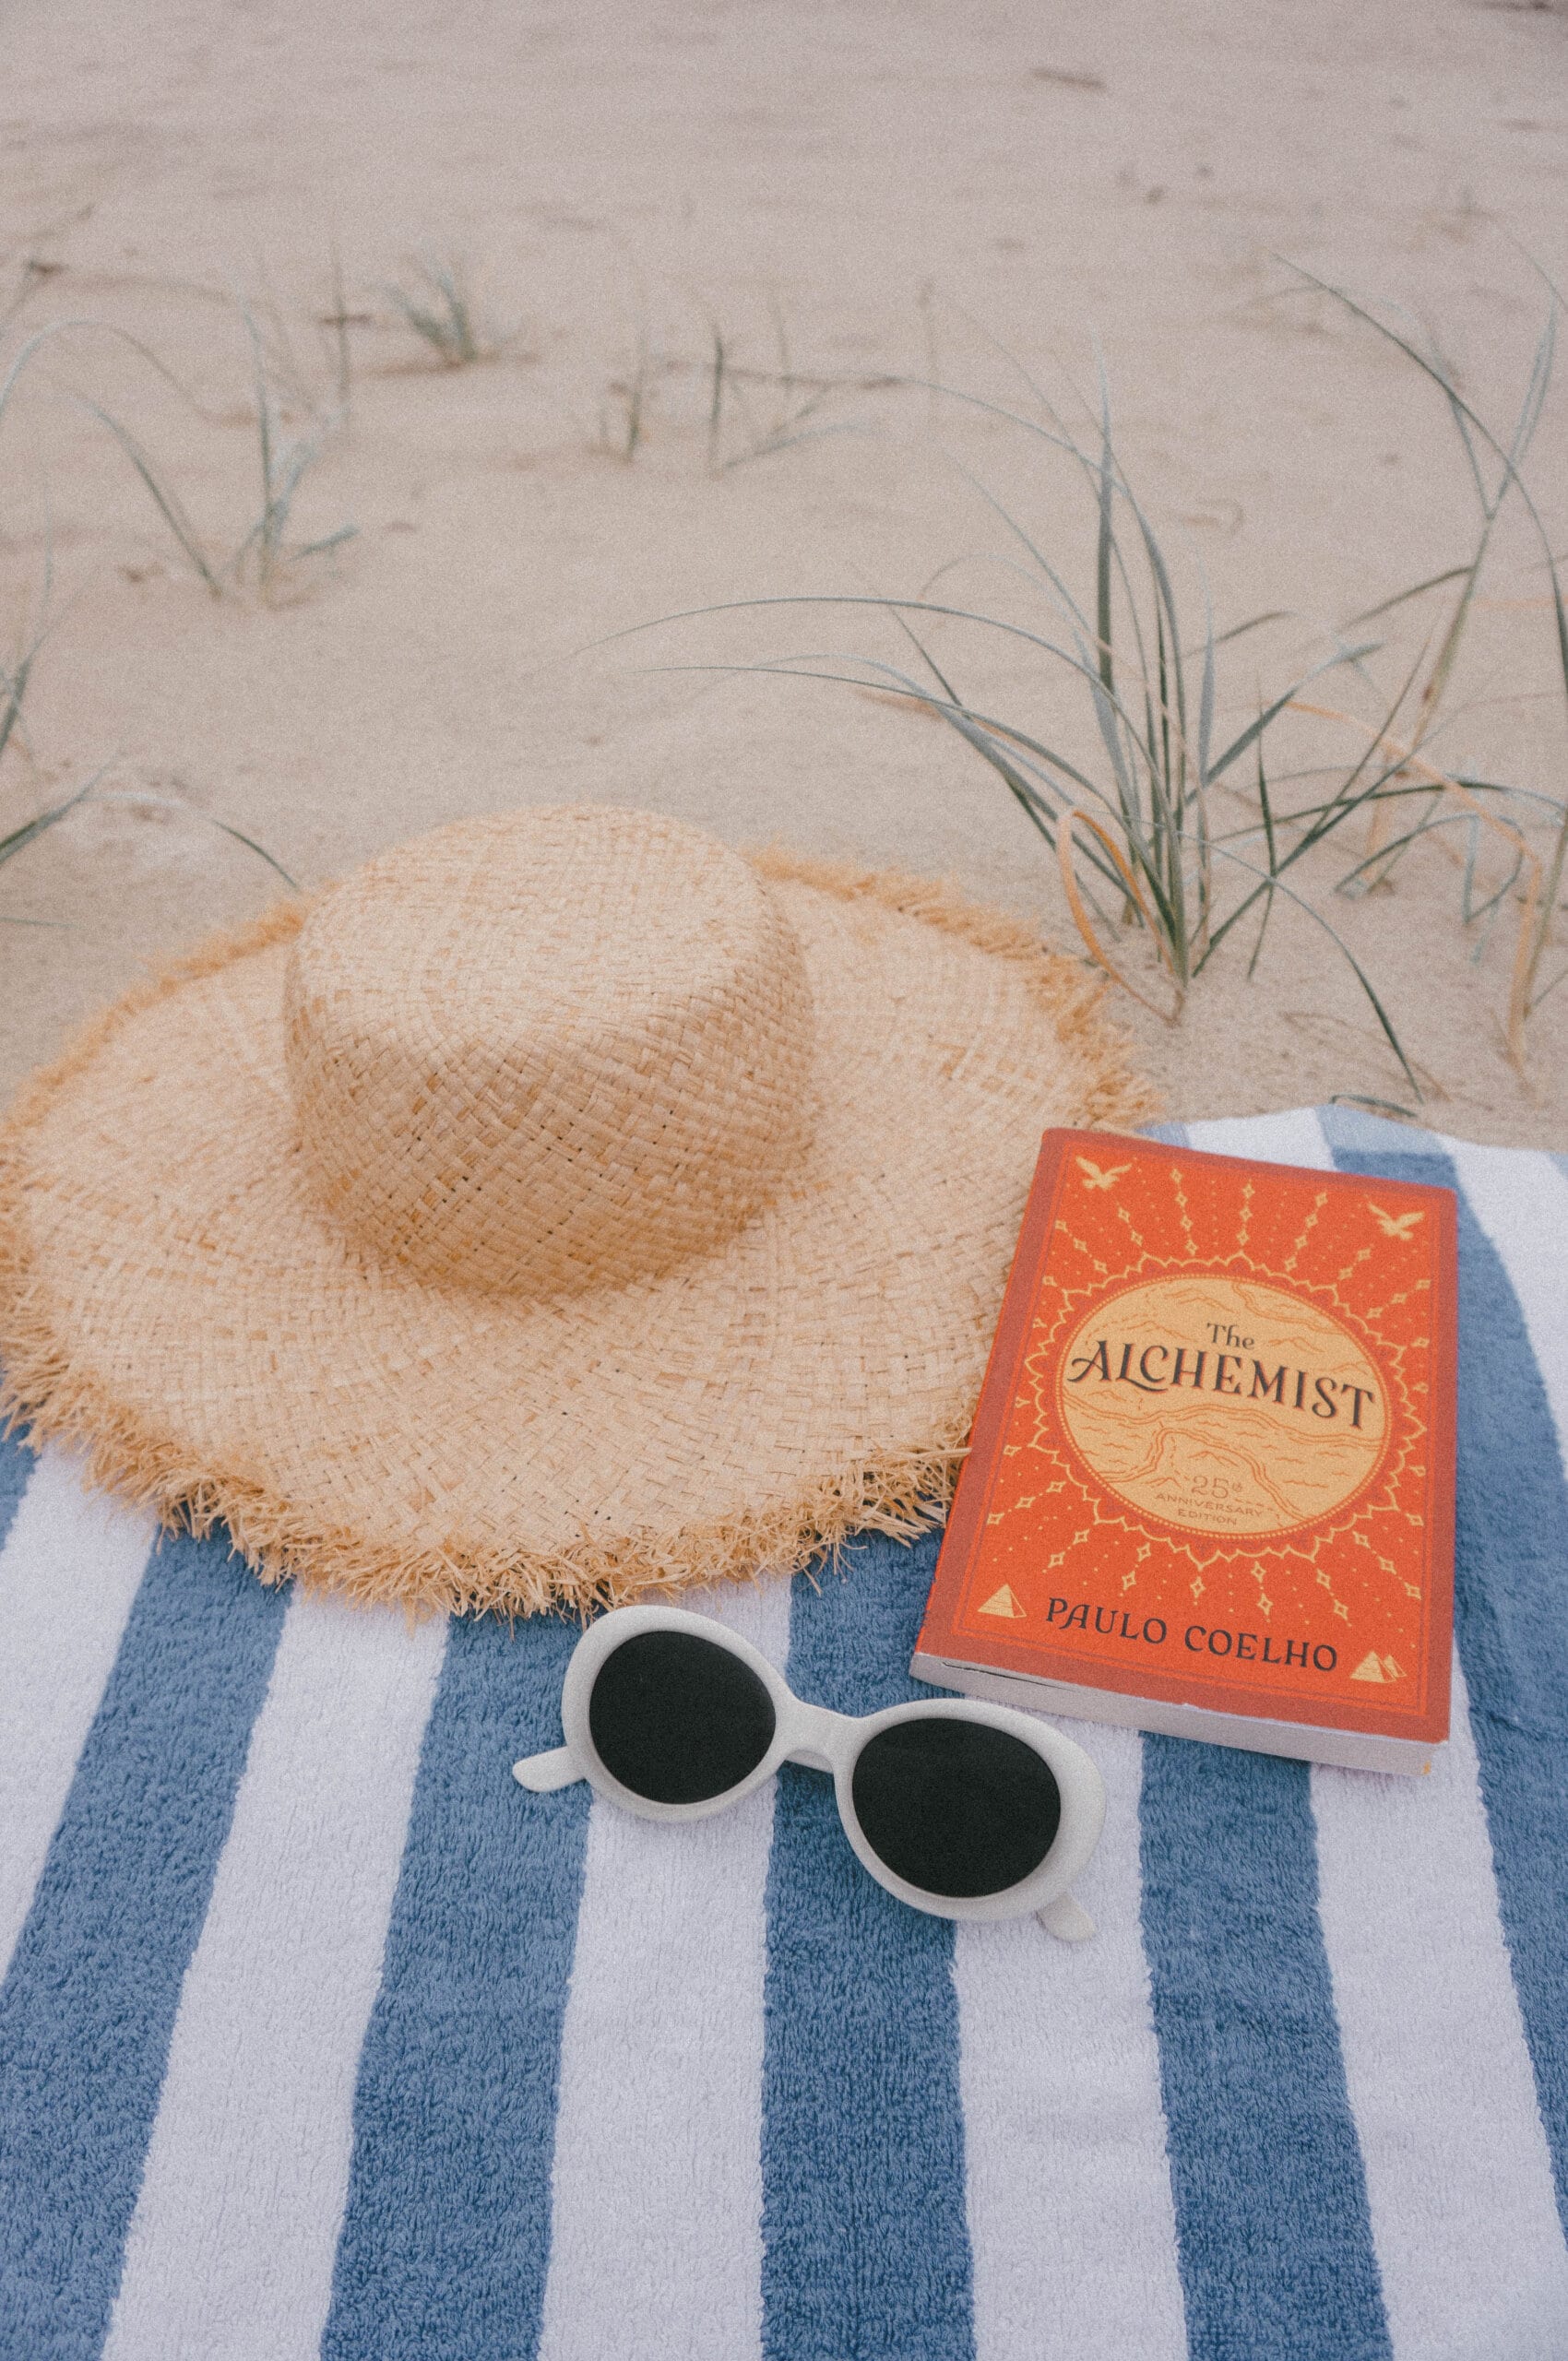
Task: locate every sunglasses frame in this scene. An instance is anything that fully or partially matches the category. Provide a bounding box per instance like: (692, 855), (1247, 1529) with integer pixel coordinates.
(514, 1605), (1107, 1940)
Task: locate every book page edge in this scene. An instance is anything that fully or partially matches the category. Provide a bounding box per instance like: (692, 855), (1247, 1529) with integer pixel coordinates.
(910, 1650), (1441, 1776)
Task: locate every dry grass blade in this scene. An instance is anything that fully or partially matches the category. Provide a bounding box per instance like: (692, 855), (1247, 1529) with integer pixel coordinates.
(605, 370), (1411, 1082)
(1288, 263), (1568, 1037)
(1056, 809), (1181, 1017)
(1287, 699), (1539, 1065)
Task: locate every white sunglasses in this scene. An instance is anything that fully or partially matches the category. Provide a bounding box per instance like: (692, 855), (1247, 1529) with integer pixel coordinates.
(514, 1605), (1107, 1940)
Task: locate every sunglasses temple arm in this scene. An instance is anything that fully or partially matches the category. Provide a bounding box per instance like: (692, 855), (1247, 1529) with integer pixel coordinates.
(1037, 1891), (1096, 1943)
(513, 1746), (583, 1793)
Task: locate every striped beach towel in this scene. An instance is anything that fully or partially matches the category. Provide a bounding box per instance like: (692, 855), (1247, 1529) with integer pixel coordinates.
(1, 1105), (1565, 2361)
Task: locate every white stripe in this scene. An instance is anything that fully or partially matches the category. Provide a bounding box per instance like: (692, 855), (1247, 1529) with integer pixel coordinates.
(537, 1576), (793, 2361)
(0, 1449), (154, 1981)
(1442, 1137), (1568, 1482)
(102, 1588), (446, 2361)
(1183, 1107), (1334, 1169)
(956, 1721), (1186, 2361)
(1203, 1115), (1568, 2345)
(1313, 1655), (1568, 2358)
(955, 1108), (1309, 2356)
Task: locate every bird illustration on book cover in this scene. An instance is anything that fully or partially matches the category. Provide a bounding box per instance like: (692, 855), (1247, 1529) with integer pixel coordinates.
(920, 1132), (1456, 1746)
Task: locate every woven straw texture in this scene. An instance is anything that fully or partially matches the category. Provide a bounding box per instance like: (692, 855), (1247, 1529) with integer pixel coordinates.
(0, 807), (1156, 1616)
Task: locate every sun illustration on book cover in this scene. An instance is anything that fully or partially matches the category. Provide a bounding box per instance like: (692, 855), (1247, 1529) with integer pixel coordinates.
(954, 1145), (1444, 1726)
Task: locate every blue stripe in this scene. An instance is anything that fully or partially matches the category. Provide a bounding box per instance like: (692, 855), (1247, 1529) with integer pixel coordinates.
(1112, 1114), (1374, 2348)
(0, 1530), (288, 2361)
(321, 1610), (590, 2361)
(1159, 1106), (1413, 1162)
(0, 1414), (32, 1556)
(1139, 1740), (1392, 2359)
(761, 1534), (974, 2361)
(1313, 1106), (1420, 1159)
(1327, 1137), (1568, 2240)
(1140, 1112), (1389, 2358)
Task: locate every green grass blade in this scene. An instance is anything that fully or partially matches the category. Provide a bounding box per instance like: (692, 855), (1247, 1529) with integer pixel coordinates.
(291, 525), (358, 561)
(329, 240), (351, 418)
(707, 326), (725, 470)
(1206, 610), (1292, 651)
(0, 319), (208, 439)
(1096, 392), (1114, 700)
(239, 303), (274, 518)
(1206, 642), (1377, 782)
(1338, 567), (1473, 632)
(1197, 590), (1216, 786)
(589, 593), (1181, 748)
(84, 789), (300, 888)
(1196, 744), (1415, 966)
(945, 466), (1096, 642)
(720, 421), (870, 472)
(76, 399), (221, 595)
(0, 772), (104, 870)
(1329, 1094), (1421, 1121)
(1247, 731), (1278, 979)
(0, 651), (31, 768)
(1211, 842), (1422, 1099)
(1286, 265), (1563, 577)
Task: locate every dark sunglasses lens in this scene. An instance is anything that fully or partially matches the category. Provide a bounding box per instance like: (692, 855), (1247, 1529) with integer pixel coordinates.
(850, 1717), (1061, 1899)
(588, 1631), (777, 1805)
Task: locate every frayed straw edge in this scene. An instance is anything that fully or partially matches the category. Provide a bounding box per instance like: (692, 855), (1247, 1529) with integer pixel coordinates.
(0, 854), (1155, 1619)
(0, 1299), (968, 1619)
(753, 846), (1158, 1136)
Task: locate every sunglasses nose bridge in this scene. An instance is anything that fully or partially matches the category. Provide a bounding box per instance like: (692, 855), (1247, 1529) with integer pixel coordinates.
(778, 1696), (857, 1774)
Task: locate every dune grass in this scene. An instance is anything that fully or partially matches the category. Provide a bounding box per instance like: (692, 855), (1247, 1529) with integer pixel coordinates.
(0, 305), (356, 601)
(1, 255), (63, 338)
(0, 737), (297, 941)
(0, 589), (297, 928)
(601, 316), (656, 462)
(230, 303), (355, 594)
(0, 312), (307, 934)
(622, 416), (1420, 1089)
(704, 301), (854, 473)
(618, 276), (1565, 1096)
(1284, 266), (1568, 1053)
(611, 294), (871, 470)
(384, 255), (496, 368)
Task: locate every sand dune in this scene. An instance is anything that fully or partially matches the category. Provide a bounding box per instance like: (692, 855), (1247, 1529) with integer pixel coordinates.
(0, 0), (1563, 1141)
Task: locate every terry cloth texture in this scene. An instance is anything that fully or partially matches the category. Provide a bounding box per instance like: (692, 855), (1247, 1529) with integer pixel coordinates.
(0, 1104), (1564, 2361)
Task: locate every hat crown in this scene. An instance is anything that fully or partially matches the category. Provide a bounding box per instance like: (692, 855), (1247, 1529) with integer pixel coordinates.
(283, 807), (815, 1293)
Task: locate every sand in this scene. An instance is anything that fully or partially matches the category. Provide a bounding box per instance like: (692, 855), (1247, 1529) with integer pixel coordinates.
(0, 0), (1564, 1145)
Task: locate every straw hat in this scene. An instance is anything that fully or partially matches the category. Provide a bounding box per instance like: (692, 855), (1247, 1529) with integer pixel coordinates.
(0, 806), (1153, 1615)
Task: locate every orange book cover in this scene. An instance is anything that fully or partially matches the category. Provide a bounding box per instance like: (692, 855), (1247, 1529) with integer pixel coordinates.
(913, 1130), (1456, 1773)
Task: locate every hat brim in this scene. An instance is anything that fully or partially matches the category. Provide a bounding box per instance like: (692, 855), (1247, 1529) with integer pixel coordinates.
(0, 853), (1155, 1615)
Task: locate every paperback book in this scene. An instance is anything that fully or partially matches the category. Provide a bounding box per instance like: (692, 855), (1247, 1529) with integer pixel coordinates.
(913, 1129), (1457, 1773)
